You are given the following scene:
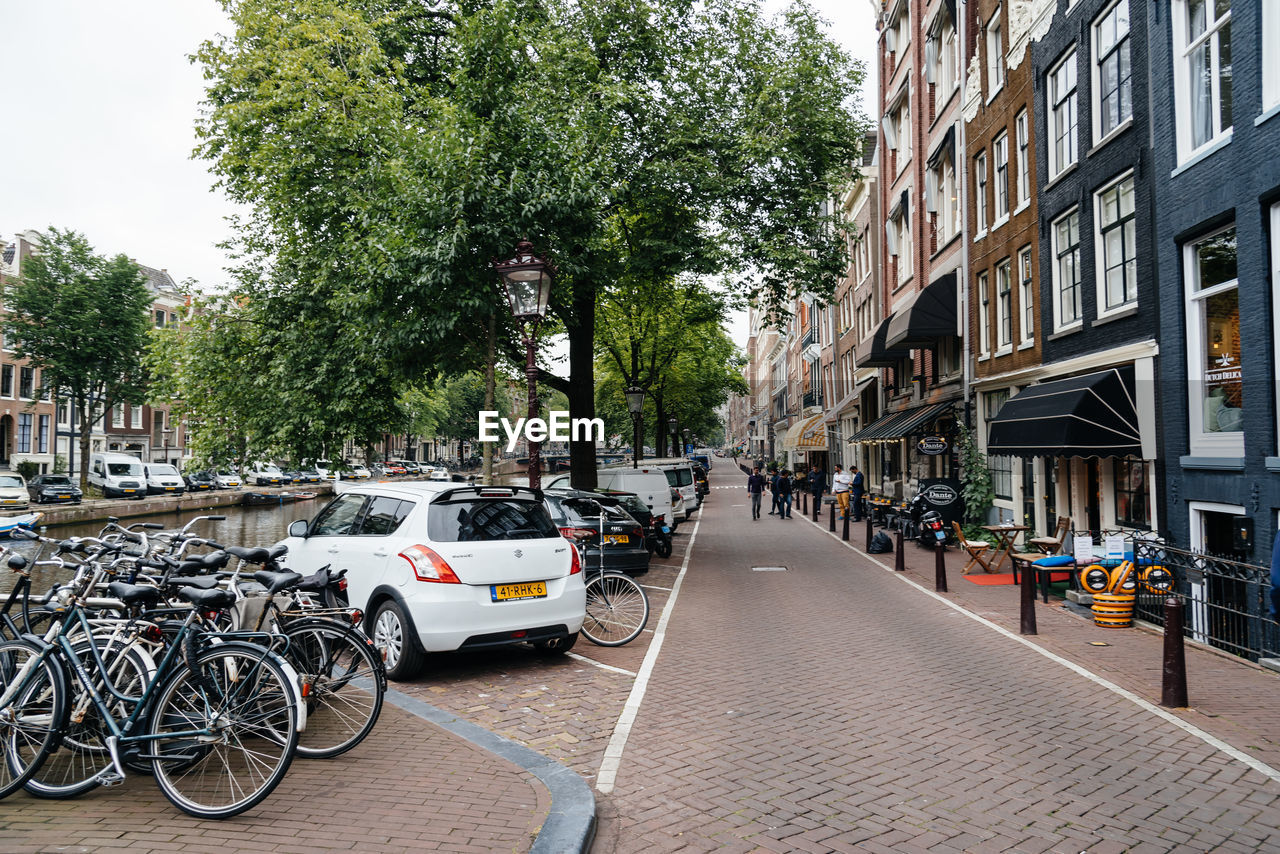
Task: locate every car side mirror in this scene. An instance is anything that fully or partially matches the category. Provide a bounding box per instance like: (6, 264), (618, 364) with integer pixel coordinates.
(288, 519), (310, 538)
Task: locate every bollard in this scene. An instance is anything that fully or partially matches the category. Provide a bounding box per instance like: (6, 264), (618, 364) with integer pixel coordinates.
(894, 528), (905, 571)
(1161, 598), (1189, 708)
(801, 491), (808, 515)
(842, 507), (850, 541)
(829, 499), (836, 532)
(865, 515), (874, 551)
(813, 494), (820, 522)
(934, 540), (948, 592)
(1019, 561), (1038, 635)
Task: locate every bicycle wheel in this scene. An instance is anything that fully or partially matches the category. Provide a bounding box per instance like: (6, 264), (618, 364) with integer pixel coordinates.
(24, 641), (152, 799)
(282, 620), (384, 759)
(581, 572), (650, 647)
(0, 639), (67, 800)
(147, 642), (299, 819)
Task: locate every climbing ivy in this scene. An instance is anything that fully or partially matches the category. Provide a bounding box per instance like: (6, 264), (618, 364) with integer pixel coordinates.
(956, 424), (994, 531)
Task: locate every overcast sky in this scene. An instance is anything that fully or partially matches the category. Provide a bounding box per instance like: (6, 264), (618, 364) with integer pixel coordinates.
(1, 0), (875, 346)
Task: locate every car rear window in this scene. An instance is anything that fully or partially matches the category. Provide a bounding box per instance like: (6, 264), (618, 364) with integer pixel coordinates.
(664, 468), (693, 487)
(428, 499), (558, 542)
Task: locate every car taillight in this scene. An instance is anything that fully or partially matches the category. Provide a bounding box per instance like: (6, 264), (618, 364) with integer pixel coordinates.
(400, 545), (461, 583)
(654, 514), (664, 524)
(569, 546), (582, 575)
(559, 527), (596, 541)
(633, 527), (643, 539)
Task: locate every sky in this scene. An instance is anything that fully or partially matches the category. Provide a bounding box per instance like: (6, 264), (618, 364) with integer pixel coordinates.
(1, 0), (876, 347)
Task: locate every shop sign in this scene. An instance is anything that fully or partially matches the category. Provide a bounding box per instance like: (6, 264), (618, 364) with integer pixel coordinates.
(917, 436), (948, 455)
(921, 483), (959, 506)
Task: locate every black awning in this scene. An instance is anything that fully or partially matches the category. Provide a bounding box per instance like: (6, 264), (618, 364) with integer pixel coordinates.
(986, 367), (1144, 459)
(855, 316), (911, 368)
(850, 401), (954, 443)
(927, 125), (955, 168)
(885, 272), (957, 349)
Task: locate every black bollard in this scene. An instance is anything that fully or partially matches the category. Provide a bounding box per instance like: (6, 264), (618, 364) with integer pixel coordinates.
(894, 529), (905, 571)
(934, 540), (948, 592)
(829, 499), (836, 531)
(842, 507), (850, 541)
(865, 515), (874, 551)
(1019, 561), (1038, 635)
(1161, 598), (1189, 708)
(801, 491), (808, 515)
(813, 494), (820, 522)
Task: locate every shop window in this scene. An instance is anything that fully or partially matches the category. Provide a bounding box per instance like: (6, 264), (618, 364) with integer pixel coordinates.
(1113, 457), (1150, 529)
(1185, 225), (1242, 454)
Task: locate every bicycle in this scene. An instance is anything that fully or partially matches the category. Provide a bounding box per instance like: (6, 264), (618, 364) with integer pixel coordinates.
(580, 566), (650, 647)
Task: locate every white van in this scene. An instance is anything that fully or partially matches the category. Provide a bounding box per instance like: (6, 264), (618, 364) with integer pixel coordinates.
(144, 463), (186, 495)
(88, 453), (146, 499)
(543, 466), (676, 529)
(647, 458), (698, 521)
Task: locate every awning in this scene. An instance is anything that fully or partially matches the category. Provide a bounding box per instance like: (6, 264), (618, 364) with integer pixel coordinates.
(986, 367), (1144, 459)
(779, 413), (828, 451)
(849, 401), (955, 443)
(885, 273), (957, 349)
(855, 316), (911, 368)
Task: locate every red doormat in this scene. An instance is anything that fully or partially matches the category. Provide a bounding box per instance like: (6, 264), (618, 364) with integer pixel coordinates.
(963, 572), (1073, 586)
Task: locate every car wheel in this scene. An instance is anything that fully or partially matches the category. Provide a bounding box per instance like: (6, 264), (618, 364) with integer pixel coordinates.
(371, 600), (425, 681)
(534, 632), (578, 655)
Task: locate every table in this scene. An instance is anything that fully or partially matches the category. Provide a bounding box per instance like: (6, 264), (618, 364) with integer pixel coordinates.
(1010, 553), (1076, 603)
(981, 524), (1030, 573)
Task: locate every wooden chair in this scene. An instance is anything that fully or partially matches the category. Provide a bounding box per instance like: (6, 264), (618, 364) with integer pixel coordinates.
(953, 522), (993, 574)
(1029, 516), (1071, 555)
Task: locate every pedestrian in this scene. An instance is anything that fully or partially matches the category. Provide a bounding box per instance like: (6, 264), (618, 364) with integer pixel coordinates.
(850, 465), (866, 522)
(768, 468), (781, 515)
(746, 466), (765, 520)
(809, 464), (827, 504)
(1271, 528), (1280, 623)
(831, 464), (851, 519)
(777, 469), (793, 518)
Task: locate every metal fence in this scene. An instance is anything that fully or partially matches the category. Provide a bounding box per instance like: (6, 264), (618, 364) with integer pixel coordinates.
(1133, 541), (1279, 662)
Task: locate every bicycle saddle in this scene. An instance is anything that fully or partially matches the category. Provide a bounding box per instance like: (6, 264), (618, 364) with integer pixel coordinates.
(226, 546), (272, 564)
(106, 581), (162, 606)
(177, 586), (235, 609)
(252, 570), (303, 596)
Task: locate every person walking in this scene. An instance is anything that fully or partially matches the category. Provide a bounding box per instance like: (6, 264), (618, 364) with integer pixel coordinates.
(850, 465), (866, 522)
(831, 464), (851, 519)
(768, 469), (781, 515)
(776, 469), (794, 518)
(746, 466), (766, 520)
(808, 464), (827, 513)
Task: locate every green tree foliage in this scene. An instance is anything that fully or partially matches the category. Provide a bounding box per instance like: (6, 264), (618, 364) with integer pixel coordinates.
(956, 424), (995, 531)
(192, 0), (865, 481)
(3, 229), (152, 489)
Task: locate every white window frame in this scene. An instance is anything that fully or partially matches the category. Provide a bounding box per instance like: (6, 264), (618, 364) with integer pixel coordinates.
(1172, 0), (1233, 164)
(1015, 110), (1030, 209)
(986, 9), (1004, 102)
(1052, 207), (1083, 332)
(996, 259), (1013, 353)
(974, 152), (988, 238)
(978, 271), (991, 357)
(1094, 171), (1138, 317)
(1047, 49), (1078, 180)
(57, 399), (70, 427)
(1185, 224), (1244, 457)
(1092, 0), (1133, 144)
(1266, 2), (1280, 113)
(112, 404), (125, 429)
(130, 405), (143, 430)
(1018, 246), (1035, 347)
(896, 206), (912, 285)
(993, 132), (1010, 225)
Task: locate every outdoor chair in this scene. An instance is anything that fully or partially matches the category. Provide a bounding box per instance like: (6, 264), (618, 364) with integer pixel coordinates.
(1028, 516), (1071, 555)
(953, 521), (992, 574)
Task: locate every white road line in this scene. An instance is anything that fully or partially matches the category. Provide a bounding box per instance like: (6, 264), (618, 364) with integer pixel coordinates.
(595, 514), (702, 794)
(565, 652), (637, 677)
(801, 514), (1280, 785)
(639, 583), (673, 591)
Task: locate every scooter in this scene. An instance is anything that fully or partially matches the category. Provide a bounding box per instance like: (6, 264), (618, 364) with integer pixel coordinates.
(647, 517), (673, 559)
(907, 494), (948, 549)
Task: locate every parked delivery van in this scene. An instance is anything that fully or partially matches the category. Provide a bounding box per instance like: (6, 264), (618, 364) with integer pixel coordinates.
(543, 466), (676, 530)
(88, 453), (146, 499)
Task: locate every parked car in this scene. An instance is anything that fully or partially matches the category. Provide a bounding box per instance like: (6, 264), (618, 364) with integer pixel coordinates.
(277, 482), (585, 680)
(382, 462), (407, 476)
(144, 464), (186, 496)
(215, 470), (243, 489)
(26, 474), (83, 505)
(426, 467), (451, 482)
(650, 459), (698, 520)
(88, 453), (146, 499)
(543, 466), (675, 532)
(293, 467), (322, 484)
(348, 463), (372, 479)
(183, 470), (216, 492)
(0, 473), (28, 510)
(544, 489), (651, 577)
(247, 462), (291, 486)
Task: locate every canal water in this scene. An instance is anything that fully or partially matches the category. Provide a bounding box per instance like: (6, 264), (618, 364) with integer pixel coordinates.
(0, 497), (328, 597)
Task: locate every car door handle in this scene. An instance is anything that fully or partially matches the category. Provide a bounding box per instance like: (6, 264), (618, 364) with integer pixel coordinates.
(372, 549), (389, 558)
(327, 546), (341, 554)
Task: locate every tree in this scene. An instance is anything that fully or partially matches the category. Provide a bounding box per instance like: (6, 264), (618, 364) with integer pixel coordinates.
(3, 229), (152, 489)
(193, 0), (865, 486)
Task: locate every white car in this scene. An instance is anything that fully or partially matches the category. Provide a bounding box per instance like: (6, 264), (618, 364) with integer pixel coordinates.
(277, 482), (586, 680)
(143, 463), (186, 495)
(426, 467), (450, 482)
(348, 464), (371, 479)
(215, 470), (243, 489)
(0, 473), (29, 510)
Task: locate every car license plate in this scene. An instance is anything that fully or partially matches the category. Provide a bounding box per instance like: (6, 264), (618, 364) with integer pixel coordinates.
(603, 534), (629, 545)
(491, 581), (547, 602)
(123, 489), (135, 493)
(57, 494), (69, 499)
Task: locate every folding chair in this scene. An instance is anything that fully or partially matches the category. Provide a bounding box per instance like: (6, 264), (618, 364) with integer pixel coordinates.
(1029, 516), (1071, 555)
(953, 521), (993, 574)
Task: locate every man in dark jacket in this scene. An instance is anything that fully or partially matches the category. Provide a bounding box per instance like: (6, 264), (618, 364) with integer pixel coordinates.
(776, 470), (793, 518)
(746, 467), (766, 520)
(768, 470), (781, 515)
(850, 466), (866, 522)
(809, 465), (827, 502)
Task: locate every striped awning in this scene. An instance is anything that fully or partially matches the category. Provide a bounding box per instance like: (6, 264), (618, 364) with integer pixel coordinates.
(849, 402), (955, 444)
(779, 413), (829, 451)
(986, 367), (1144, 459)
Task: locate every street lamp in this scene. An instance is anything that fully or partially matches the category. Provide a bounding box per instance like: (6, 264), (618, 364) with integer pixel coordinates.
(495, 239), (554, 490)
(681, 427), (690, 457)
(667, 416), (677, 459)
(625, 386), (645, 468)
(160, 428), (173, 467)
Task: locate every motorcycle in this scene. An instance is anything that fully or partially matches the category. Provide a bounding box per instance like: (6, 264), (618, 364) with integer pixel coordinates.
(907, 493), (948, 549)
(647, 516), (673, 559)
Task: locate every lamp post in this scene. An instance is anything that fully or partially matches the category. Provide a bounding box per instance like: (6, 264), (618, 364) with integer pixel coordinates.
(494, 239), (555, 490)
(667, 416), (677, 459)
(160, 428), (172, 467)
(681, 427), (690, 457)
(625, 386), (645, 468)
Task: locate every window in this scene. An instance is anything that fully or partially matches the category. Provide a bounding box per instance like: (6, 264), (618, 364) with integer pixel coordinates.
(429, 499), (559, 542)
(17, 414), (31, 455)
(154, 310), (166, 328)
(1047, 51), (1078, 178)
(986, 10), (1004, 99)
(1, 366), (11, 398)
(38, 415), (49, 455)
(1015, 110), (1030, 207)
(1096, 174), (1137, 313)
(112, 404), (125, 429)
(57, 399), (70, 427)
(996, 260), (1013, 350)
(1052, 209), (1082, 329)
(1186, 226), (1242, 449)
(887, 198), (912, 285)
(311, 494), (368, 536)
(978, 272), (991, 356)
(1018, 246), (1034, 346)
(927, 11), (959, 115)
(897, 100), (912, 174)
(357, 497), (414, 536)
(1094, 0), (1132, 140)
(1113, 458), (1150, 529)
(993, 132), (1009, 222)
(926, 147), (960, 245)
(1174, 0), (1232, 160)
(130, 405), (143, 430)
(974, 152), (988, 235)
(991, 456), (1013, 500)
(18, 367), (33, 400)
(1266, 2), (1280, 111)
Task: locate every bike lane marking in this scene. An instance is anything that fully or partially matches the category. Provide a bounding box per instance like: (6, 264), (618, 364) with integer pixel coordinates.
(801, 513), (1280, 785)
(565, 652), (637, 677)
(595, 513), (703, 794)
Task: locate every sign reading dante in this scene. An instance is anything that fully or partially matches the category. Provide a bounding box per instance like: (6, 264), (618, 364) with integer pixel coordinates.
(917, 436), (948, 455)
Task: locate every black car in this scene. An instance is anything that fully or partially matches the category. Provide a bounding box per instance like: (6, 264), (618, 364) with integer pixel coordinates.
(184, 470), (217, 491)
(27, 474), (83, 505)
(543, 489), (651, 577)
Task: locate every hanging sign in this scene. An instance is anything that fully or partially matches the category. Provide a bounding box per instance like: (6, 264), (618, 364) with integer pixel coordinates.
(917, 436), (948, 455)
(1073, 534), (1094, 567)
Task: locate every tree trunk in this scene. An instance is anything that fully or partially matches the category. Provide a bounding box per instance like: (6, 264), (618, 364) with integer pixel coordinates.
(565, 284), (597, 490)
(77, 400), (92, 492)
(482, 313), (496, 486)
